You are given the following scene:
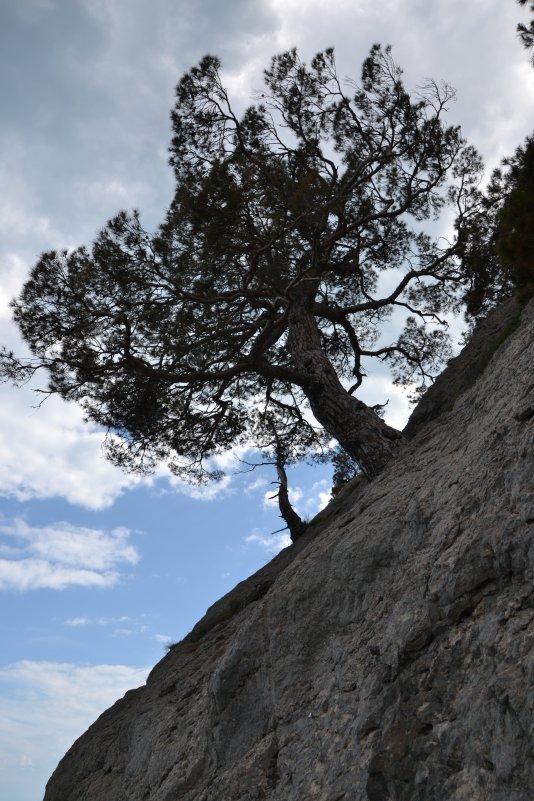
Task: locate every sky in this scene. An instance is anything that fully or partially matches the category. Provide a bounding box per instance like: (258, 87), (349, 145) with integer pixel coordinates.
(1, 1), (533, 799)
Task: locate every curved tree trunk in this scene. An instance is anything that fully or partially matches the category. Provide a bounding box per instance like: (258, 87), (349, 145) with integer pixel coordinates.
(275, 461), (308, 542)
(287, 292), (404, 479)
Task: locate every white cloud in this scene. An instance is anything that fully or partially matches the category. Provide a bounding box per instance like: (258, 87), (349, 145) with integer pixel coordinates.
(0, 1), (532, 519)
(167, 472), (234, 501)
(113, 627), (137, 637)
(297, 480), (331, 516)
(317, 486), (332, 510)
(0, 1), (532, 516)
(263, 479), (330, 518)
(65, 616), (91, 626)
(263, 484), (303, 510)
(155, 442), (254, 501)
(262, 488), (277, 509)
(0, 382), (142, 509)
(64, 614), (151, 640)
(245, 475), (269, 494)
(0, 255), (34, 321)
(0, 519), (139, 592)
(0, 560), (117, 592)
(65, 615), (133, 627)
(356, 374), (414, 432)
(0, 361), (259, 508)
(0, 369), (284, 508)
(245, 528), (291, 553)
(0, 660), (149, 799)
(154, 633), (172, 644)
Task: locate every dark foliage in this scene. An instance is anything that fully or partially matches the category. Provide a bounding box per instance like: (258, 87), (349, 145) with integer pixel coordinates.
(331, 446), (361, 496)
(1, 45), (483, 485)
(457, 3), (534, 319)
(517, 0), (534, 64)
(496, 138), (534, 292)
(459, 136), (534, 318)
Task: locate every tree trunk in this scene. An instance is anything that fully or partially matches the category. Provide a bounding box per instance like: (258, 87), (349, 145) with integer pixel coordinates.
(276, 462), (308, 542)
(287, 292), (404, 479)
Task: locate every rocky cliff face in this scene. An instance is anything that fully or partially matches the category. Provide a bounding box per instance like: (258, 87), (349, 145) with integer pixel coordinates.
(44, 298), (534, 801)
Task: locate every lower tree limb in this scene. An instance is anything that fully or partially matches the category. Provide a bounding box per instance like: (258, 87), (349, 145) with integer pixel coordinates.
(275, 461), (308, 542)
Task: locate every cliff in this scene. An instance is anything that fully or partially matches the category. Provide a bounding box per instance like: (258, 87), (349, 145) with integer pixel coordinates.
(44, 297), (534, 801)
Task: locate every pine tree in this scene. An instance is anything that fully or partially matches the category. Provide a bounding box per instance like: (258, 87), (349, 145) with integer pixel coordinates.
(1, 46), (482, 487)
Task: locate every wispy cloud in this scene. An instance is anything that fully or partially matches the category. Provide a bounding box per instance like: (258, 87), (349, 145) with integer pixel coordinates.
(0, 520), (139, 591)
(65, 615), (134, 627)
(156, 443), (259, 501)
(0, 382), (143, 509)
(244, 529), (291, 554)
(0, 660), (149, 797)
(263, 485), (302, 510)
(298, 480), (331, 516)
(244, 475), (269, 494)
(262, 480), (330, 518)
(154, 633), (172, 644)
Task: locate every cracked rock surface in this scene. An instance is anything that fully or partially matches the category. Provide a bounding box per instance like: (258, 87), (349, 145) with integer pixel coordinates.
(44, 298), (534, 801)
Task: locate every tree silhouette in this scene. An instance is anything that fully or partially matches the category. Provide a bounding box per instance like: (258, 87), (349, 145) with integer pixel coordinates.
(1, 45), (482, 489)
(459, 136), (534, 318)
(517, 0), (534, 64)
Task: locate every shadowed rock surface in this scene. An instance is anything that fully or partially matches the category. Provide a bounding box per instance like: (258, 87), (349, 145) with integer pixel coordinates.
(404, 295), (524, 438)
(44, 297), (534, 801)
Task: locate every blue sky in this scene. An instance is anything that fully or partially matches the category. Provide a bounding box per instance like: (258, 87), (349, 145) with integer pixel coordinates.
(1, 1), (534, 799)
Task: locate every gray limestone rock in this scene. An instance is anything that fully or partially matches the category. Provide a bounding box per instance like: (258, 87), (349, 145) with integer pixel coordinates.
(44, 297), (534, 801)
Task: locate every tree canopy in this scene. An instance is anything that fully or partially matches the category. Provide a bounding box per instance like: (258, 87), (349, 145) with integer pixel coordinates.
(458, 136), (534, 318)
(517, 0), (534, 64)
(1, 45), (483, 492)
(458, 3), (534, 318)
